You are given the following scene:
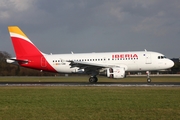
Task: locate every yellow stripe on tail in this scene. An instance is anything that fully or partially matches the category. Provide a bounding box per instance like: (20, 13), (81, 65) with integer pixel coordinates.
(8, 26), (28, 39)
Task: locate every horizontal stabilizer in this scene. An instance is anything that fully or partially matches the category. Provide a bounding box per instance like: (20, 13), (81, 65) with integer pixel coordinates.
(6, 57), (28, 64)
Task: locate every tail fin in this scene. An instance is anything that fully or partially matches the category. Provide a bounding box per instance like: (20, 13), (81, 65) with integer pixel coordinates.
(7, 26), (57, 73)
(8, 26), (43, 59)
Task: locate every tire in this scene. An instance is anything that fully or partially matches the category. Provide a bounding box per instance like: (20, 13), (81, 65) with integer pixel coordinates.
(89, 76), (98, 83)
(147, 78), (151, 83)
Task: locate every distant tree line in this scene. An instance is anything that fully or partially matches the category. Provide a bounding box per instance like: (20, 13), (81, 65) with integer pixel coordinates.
(171, 58), (180, 74)
(0, 51), (180, 76)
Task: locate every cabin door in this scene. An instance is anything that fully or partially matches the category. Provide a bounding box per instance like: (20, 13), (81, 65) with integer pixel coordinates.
(41, 57), (47, 67)
(145, 54), (152, 64)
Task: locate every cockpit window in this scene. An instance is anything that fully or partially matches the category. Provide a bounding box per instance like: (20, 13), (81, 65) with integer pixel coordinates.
(158, 56), (166, 59)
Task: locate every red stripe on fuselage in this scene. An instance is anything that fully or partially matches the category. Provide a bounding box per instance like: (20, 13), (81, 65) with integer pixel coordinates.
(11, 37), (57, 72)
(19, 56), (57, 73)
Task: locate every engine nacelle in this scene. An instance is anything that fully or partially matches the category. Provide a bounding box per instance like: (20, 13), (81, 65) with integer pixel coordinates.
(107, 67), (125, 78)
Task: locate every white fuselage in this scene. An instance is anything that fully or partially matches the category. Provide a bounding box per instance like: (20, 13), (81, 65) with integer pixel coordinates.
(43, 51), (174, 73)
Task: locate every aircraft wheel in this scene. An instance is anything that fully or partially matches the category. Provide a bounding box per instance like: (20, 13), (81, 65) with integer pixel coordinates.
(147, 78), (151, 83)
(89, 76), (98, 83)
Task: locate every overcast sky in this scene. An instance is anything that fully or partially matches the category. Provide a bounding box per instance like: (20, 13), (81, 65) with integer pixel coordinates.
(0, 0), (180, 58)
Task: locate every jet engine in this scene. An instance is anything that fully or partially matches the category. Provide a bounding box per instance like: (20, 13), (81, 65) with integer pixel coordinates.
(106, 67), (125, 78)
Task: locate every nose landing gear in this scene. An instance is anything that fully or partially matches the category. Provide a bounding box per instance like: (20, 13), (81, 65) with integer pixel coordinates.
(146, 71), (151, 83)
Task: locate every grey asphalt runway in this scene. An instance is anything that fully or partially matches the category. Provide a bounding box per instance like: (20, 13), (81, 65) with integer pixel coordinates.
(0, 82), (180, 87)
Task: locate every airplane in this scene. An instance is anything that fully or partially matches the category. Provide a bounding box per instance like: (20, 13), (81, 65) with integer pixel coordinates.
(6, 26), (174, 83)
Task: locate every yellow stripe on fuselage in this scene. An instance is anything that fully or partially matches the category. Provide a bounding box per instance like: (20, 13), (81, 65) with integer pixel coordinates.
(8, 26), (28, 39)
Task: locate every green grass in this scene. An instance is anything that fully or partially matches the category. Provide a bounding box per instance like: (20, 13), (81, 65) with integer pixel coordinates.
(0, 87), (180, 120)
(0, 76), (180, 120)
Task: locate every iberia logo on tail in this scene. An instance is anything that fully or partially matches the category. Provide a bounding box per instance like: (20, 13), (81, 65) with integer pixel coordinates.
(7, 26), (57, 72)
(8, 26), (41, 58)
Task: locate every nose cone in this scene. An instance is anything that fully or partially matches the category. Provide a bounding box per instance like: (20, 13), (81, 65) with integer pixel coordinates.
(168, 59), (174, 68)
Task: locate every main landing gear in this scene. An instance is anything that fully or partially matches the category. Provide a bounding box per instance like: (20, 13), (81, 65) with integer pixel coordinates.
(89, 76), (98, 83)
(88, 72), (152, 83)
(146, 71), (151, 83)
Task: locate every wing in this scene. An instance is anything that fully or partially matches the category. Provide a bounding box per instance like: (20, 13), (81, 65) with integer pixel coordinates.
(69, 61), (117, 73)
